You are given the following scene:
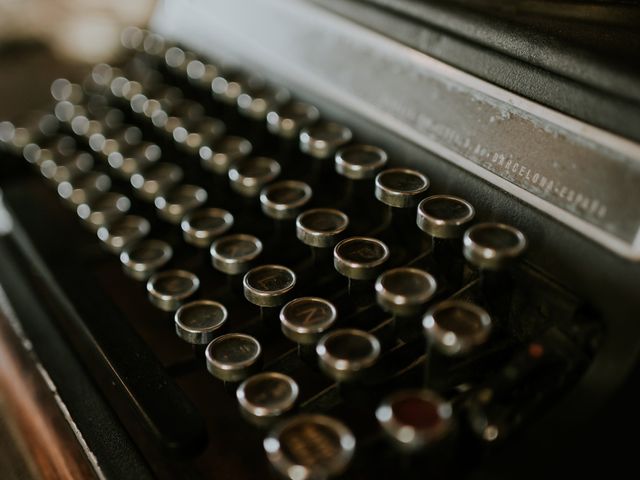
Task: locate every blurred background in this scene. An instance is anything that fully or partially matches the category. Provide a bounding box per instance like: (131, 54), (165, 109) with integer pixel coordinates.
(0, 0), (155, 121)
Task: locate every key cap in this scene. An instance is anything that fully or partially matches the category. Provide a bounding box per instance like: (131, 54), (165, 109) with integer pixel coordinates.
(200, 136), (252, 175)
(317, 329), (381, 382)
(186, 60), (219, 90)
(333, 237), (389, 280)
(375, 268), (437, 317)
(107, 142), (162, 179)
(97, 215), (151, 254)
(423, 300), (492, 356)
(211, 234), (263, 275)
(280, 297), (338, 346)
(375, 168), (429, 208)
(229, 156), (281, 197)
(205, 333), (262, 382)
(175, 300), (228, 345)
(173, 117), (226, 155)
(243, 264), (296, 307)
(120, 239), (173, 281)
(155, 184), (208, 224)
(335, 144), (388, 180)
(57, 172), (111, 208)
(264, 414), (355, 480)
(260, 180), (313, 220)
(181, 208), (234, 248)
(77, 192), (131, 231)
(375, 389), (453, 452)
(212, 71), (263, 105)
(236, 372), (299, 426)
(462, 222), (527, 271)
(296, 208), (349, 249)
(131, 162), (184, 202)
(299, 122), (352, 160)
(237, 86), (290, 121)
(40, 151), (94, 184)
(147, 269), (200, 311)
(266, 101), (320, 139)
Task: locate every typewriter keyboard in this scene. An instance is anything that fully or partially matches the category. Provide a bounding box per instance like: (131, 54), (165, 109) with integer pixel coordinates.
(0, 27), (603, 480)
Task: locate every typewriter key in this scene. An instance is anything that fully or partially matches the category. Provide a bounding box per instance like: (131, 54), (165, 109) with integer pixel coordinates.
(266, 101), (320, 139)
(130, 162), (184, 202)
(423, 300), (492, 356)
(70, 115), (104, 139)
(296, 208), (349, 248)
(54, 101), (85, 124)
(316, 329), (381, 382)
(97, 215), (151, 254)
(211, 234), (263, 275)
(229, 157), (281, 197)
(147, 269), (200, 311)
(376, 389), (453, 452)
(77, 192), (131, 231)
(57, 172), (111, 208)
(164, 46), (191, 74)
(264, 414), (355, 480)
(120, 239), (173, 281)
(375, 268), (438, 317)
(280, 297), (337, 346)
(186, 60), (219, 90)
(155, 184), (208, 224)
(243, 265), (296, 307)
(40, 151), (93, 184)
(237, 372), (299, 426)
(335, 144), (388, 180)
(200, 136), (253, 175)
(212, 72), (263, 105)
(205, 333), (262, 382)
(108, 142), (161, 179)
(182, 208), (234, 248)
(375, 168), (430, 208)
(173, 117), (226, 155)
(333, 237), (390, 280)
(299, 122), (353, 159)
(260, 180), (313, 220)
(96, 125), (144, 157)
(50, 78), (83, 103)
(417, 195), (475, 240)
(237, 86), (290, 121)
(175, 300), (227, 345)
(463, 223), (527, 271)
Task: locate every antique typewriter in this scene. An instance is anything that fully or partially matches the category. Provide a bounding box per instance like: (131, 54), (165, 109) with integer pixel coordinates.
(1, 0), (639, 479)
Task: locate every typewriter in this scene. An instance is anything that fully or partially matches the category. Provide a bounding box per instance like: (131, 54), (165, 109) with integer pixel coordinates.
(1, 0), (639, 479)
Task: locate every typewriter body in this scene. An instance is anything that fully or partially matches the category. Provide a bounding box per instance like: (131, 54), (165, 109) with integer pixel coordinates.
(1, 0), (639, 479)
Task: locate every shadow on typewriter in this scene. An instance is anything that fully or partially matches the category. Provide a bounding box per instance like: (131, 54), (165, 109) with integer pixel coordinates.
(0, 27), (606, 480)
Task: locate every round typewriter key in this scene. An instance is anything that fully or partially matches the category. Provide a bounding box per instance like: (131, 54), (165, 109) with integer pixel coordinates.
(296, 208), (349, 248)
(120, 239), (173, 281)
(57, 172), (111, 208)
(237, 86), (290, 120)
(154, 184), (208, 224)
(316, 329), (381, 382)
(333, 237), (389, 280)
(147, 269), (200, 311)
(280, 297), (337, 346)
(186, 60), (219, 90)
(97, 215), (151, 254)
(109, 142), (162, 179)
(335, 144), (388, 180)
(212, 72), (262, 105)
(130, 162), (184, 202)
(375, 168), (429, 208)
(375, 268), (437, 317)
(299, 122), (352, 159)
(205, 333), (262, 382)
(243, 265), (296, 308)
(266, 101), (320, 139)
(199, 136), (252, 175)
(260, 180), (313, 220)
(181, 208), (234, 248)
(211, 234), (263, 275)
(423, 300), (492, 356)
(173, 117), (226, 155)
(175, 300), (228, 345)
(417, 195), (475, 239)
(77, 192), (131, 231)
(229, 157), (281, 197)
(40, 151), (93, 184)
(376, 389), (453, 452)
(264, 414), (355, 480)
(237, 372), (299, 426)
(463, 223), (527, 271)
